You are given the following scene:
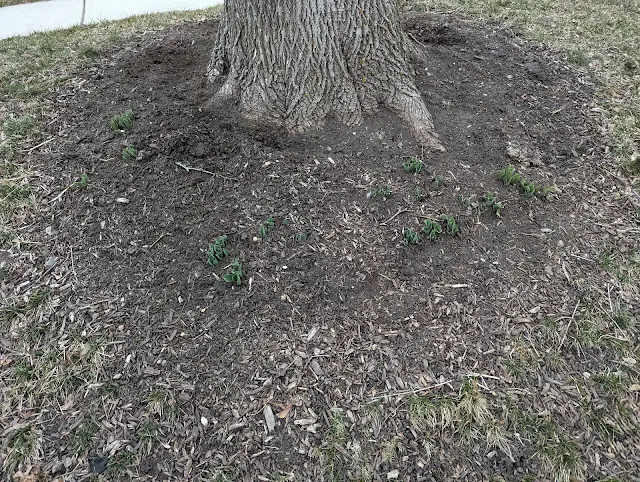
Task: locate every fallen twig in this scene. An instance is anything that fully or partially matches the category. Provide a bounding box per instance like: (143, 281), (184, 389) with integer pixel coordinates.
(380, 209), (410, 226)
(175, 161), (216, 176)
(175, 161), (238, 181)
(367, 379), (454, 402)
(24, 137), (55, 153)
(147, 233), (170, 249)
(558, 299), (581, 349)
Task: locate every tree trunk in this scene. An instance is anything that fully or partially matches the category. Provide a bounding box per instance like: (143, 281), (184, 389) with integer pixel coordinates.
(207, 0), (443, 150)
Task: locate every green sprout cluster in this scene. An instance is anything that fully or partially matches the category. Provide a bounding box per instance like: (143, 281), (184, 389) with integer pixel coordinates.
(404, 214), (459, 244)
(259, 217), (275, 238)
(370, 185), (392, 198)
(109, 109), (134, 131)
(421, 219), (442, 241)
(403, 156), (423, 174)
(482, 192), (504, 217)
(498, 164), (552, 199)
(440, 214), (459, 236)
(206, 235), (228, 266)
(223, 260), (243, 286)
(403, 227), (421, 245)
(433, 174), (446, 187)
(414, 187), (426, 202)
(73, 173), (89, 190)
(122, 146), (138, 161)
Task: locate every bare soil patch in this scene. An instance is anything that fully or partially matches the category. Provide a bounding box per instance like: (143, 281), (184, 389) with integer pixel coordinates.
(3, 13), (638, 482)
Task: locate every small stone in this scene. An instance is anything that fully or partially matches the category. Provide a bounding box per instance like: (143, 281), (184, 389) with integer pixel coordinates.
(116, 197), (129, 204)
(557, 240), (565, 248)
(201, 416), (208, 427)
(387, 469), (399, 479)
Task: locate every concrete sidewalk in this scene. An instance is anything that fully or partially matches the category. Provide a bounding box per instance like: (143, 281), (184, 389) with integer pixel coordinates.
(0, 0), (223, 40)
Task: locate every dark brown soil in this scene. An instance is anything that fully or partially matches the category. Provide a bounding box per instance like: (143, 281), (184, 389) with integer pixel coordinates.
(14, 13), (639, 482)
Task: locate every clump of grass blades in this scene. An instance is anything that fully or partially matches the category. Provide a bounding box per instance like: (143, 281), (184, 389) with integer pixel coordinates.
(3, 116), (37, 138)
(71, 421), (98, 455)
(3, 425), (43, 473)
(402, 155), (423, 174)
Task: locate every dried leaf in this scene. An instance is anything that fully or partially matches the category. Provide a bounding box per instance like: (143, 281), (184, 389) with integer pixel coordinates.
(12, 466), (43, 482)
(0, 355), (13, 368)
(277, 404), (293, 419)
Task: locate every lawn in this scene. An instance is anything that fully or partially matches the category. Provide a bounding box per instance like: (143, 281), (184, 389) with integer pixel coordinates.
(0, 2), (638, 481)
(0, 0), (43, 7)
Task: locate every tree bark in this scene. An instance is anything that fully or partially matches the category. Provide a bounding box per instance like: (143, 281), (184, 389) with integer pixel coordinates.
(207, 0), (443, 150)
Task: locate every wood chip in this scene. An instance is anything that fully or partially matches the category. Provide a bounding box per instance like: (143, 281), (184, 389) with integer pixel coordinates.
(263, 405), (275, 433)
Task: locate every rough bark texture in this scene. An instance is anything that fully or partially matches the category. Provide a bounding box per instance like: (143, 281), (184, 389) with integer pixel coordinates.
(207, 0), (443, 149)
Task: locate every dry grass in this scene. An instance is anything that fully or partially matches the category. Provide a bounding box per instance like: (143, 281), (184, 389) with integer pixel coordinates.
(0, 6), (222, 475)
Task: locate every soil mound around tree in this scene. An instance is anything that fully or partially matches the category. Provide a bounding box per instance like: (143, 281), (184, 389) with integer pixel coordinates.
(12, 13), (638, 481)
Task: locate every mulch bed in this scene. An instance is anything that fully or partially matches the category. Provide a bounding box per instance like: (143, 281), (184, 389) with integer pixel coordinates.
(4, 12), (638, 481)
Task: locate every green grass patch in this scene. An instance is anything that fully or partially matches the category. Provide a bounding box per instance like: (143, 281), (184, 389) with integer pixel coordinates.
(0, 7), (223, 100)
(3, 115), (37, 137)
(3, 424), (43, 473)
(71, 420), (99, 456)
(319, 411), (348, 480)
(7, 339), (105, 412)
(106, 449), (137, 477)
